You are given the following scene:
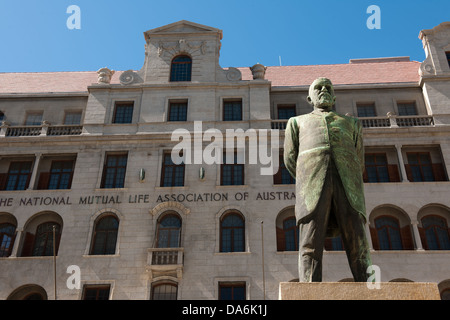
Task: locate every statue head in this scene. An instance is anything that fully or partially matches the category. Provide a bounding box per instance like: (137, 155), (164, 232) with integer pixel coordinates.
(307, 77), (336, 111)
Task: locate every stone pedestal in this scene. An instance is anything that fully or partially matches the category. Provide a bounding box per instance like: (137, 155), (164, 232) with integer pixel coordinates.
(279, 282), (441, 300)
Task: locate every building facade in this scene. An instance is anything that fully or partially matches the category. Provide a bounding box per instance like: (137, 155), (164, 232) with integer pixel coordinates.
(0, 20), (449, 300)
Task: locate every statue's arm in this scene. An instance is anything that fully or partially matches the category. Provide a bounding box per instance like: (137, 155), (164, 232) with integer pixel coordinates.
(284, 117), (299, 179)
(354, 118), (365, 173)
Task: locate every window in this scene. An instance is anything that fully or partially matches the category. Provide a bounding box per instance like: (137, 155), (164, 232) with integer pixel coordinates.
(220, 212), (245, 252)
(151, 282), (178, 300)
(277, 105), (296, 119)
(113, 102), (134, 124)
(32, 222), (62, 256)
(64, 112), (82, 125)
(25, 112), (43, 125)
(5, 161), (32, 191)
(223, 99), (242, 121)
(356, 103), (376, 117)
(219, 282), (246, 300)
(406, 152), (434, 182)
(90, 215), (119, 255)
(375, 216), (403, 250)
(446, 52), (450, 68)
(82, 285), (111, 300)
(0, 223), (16, 257)
(38, 160), (75, 190)
(170, 55), (192, 82)
(168, 101), (188, 121)
(101, 153), (128, 188)
(397, 102), (417, 116)
(156, 214), (182, 248)
(421, 215), (450, 250)
(221, 152), (244, 186)
(0, 111), (4, 122)
(274, 153), (295, 185)
(364, 154), (389, 182)
(282, 217), (298, 251)
(161, 153), (185, 187)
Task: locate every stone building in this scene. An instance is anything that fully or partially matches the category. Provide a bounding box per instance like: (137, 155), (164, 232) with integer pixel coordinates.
(0, 20), (449, 300)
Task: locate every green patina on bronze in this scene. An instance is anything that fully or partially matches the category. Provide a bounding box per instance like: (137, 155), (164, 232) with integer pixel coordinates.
(284, 77), (372, 282)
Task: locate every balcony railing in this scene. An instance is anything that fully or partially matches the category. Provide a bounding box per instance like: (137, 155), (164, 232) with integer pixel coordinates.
(271, 114), (435, 130)
(1, 121), (83, 137)
(147, 247), (184, 279)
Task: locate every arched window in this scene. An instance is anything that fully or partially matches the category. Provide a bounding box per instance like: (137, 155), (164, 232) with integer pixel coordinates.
(31, 222), (61, 256)
(421, 215), (450, 250)
(151, 282), (178, 300)
(375, 216), (403, 250)
(170, 55), (192, 82)
(220, 212), (245, 252)
(156, 214), (182, 248)
(0, 223), (16, 257)
(90, 215), (119, 255)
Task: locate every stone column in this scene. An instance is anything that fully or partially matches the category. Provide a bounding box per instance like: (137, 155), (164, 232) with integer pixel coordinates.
(27, 153), (42, 190)
(395, 144), (409, 182)
(10, 228), (23, 257)
(411, 220), (424, 250)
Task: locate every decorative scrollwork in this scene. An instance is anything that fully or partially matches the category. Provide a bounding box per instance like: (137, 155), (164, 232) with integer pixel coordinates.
(119, 70), (136, 85)
(226, 67), (242, 81)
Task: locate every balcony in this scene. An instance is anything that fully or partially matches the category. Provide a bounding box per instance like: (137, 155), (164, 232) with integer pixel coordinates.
(146, 247), (184, 279)
(1, 121), (83, 137)
(271, 114), (435, 130)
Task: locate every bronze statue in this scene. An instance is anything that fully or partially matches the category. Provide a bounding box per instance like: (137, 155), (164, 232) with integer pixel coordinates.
(284, 77), (372, 282)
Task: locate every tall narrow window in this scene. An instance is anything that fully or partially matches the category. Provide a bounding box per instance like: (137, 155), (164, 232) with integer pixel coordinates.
(168, 101), (188, 121)
(223, 99), (242, 121)
(161, 153), (185, 187)
(375, 216), (403, 250)
(5, 161), (32, 191)
(82, 285), (111, 300)
(151, 282), (178, 300)
(101, 153), (128, 188)
(113, 102), (134, 124)
(32, 222), (62, 256)
(90, 215), (119, 255)
(170, 55), (192, 82)
(0, 223), (16, 257)
(446, 52), (450, 68)
(397, 102), (417, 116)
(156, 214), (182, 248)
(219, 282), (246, 300)
(221, 152), (244, 186)
(421, 215), (450, 250)
(0, 111), (4, 122)
(277, 105), (296, 119)
(356, 103), (376, 117)
(220, 212), (245, 252)
(283, 217), (298, 251)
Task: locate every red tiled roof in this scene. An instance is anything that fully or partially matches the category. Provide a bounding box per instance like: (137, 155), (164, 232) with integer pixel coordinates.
(0, 60), (420, 94)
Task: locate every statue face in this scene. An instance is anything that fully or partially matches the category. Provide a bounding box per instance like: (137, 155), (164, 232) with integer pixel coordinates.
(308, 78), (336, 110)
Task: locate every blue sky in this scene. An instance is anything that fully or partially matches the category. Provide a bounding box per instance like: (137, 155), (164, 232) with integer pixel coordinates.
(0, 0), (449, 73)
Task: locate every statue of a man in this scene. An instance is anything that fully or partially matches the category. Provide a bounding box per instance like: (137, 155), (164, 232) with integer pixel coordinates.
(284, 77), (372, 282)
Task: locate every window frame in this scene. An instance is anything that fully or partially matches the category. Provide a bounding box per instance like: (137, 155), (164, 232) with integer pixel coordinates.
(220, 212), (245, 253)
(397, 101), (418, 116)
(31, 221), (62, 257)
(374, 215), (403, 250)
(406, 152), (434, 182)
(100, 153), (128, 189)
(421, 215), (450, 250)
(220, 152), (244, 186)
(356, 103), (377, 117)
(168, 100), (188, 122)
(5, 161), (33, 191)
(223, 99), (243, 121)
(90, 214), (119, 255)
(160, 152), (185, 187)
(112, 102), (134, 124)
(156, 213), (182, 248)
(0, 223), (16, 257)
(82, 285), (111, 300)
(170, 55), (192, 82)
(151, 282), (178, 300)
(277, 104), (296, 120)
(218, 282), (246, 300)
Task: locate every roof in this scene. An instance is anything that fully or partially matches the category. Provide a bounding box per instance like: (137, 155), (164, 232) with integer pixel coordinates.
(0, 60), (421, 94)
